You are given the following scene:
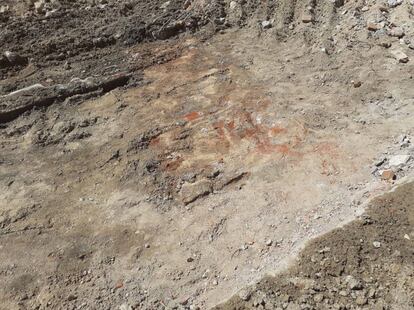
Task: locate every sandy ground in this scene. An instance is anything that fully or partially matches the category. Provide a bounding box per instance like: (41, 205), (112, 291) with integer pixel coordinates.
(1, 0), (414, 309)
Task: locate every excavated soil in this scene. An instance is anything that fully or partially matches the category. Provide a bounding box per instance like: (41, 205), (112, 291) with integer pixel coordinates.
(215, 179), (414, 310)
(1, 0), (414, 309)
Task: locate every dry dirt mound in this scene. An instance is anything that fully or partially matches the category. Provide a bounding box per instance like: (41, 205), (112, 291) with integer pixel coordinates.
(215, 179), (414, 310)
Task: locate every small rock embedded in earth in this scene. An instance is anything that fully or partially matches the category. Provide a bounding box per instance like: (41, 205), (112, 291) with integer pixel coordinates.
(261, 20), (272, 29)
(34, 0), (46, 13)
(313, 294), (324, 303)
(388, 0), (403, 8)
(404, 234), (410, 240)
(178, 297), (189, 306)
(356, 296), (368, 306)
(239, 288), (252, 301)
(346, 276), (363, 290)
(380, 169), (396, 181)
(302, 13), (313, 23)
(333, 0), (344, 7)
(379, 5), (389, 12)
(1, 51), (28, 68)
(187, 257), (194, 262)
(391, 50), (409, 63)
(318, 247), (331, 254)
(229, 1), (237, 11)
(144, 243), (150, 248)
(119, 304), (133, 310)
(4, 51), (26, 65)
(368, 288), (377, 298)
(67, 294), (77, 301)
(179, 179), (212, 205)
(373, 241), (381, 248)
(375, 157), (386, 167)
(367, 22), (384, 31)
(265, 239), (273, 246)
(388, 27), (405, 38)
(2, 83), (46, 98)
(0, 5), (9, 13)
(351, 80), (362, 88)
(380, 42), (392, 48)
(388, 154), (411, 167)
(399, 135), (411, 148)
(160, 1), (171, 11)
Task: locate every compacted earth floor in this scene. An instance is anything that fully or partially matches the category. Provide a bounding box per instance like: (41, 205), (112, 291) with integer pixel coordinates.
(0, 0), (413, 309)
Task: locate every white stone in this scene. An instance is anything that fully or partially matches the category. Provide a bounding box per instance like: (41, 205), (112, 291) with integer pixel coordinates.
(373, 241), (381, 248)
(388, 0), (403, 8)
(261, 20), (272, 29)
(389, 155), (411, 167)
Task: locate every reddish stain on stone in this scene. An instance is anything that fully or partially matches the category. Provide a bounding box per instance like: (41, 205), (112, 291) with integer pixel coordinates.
(184, 111), (201, 121)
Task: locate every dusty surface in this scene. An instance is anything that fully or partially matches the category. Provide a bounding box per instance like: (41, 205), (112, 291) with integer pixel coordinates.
(1, 0), (414, 309)
(215, 179), (414, 310)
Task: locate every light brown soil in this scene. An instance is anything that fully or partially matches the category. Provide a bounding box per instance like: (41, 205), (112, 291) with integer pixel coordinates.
(1, 1), (414, 309)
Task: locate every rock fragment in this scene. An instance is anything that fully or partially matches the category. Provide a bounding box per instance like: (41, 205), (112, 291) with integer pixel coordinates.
(388, 27), (404, 38)
(356, 296), (368, 305)
(380, 169), (396, 181)
(332, 0), (344, 7)
(351, 80), (362, 88)
(261, 20), (272, 29)
(0, 5), (9, 13)
(34, 0), (46, 13)
(179, 179), (212, 205)
(375, 157), (386, 167)
(388, 0), (403, 8)
(391, 49), (409, 63)
(67, 295), (77, 301)
(313, 294), (324, 303)
(345, 276), (363, 290)
(302, 13), (314, 23)
(380, 42), (392, 48)
(0, 51), (28, 68)
(388, 155), (411, 167)
(367, 22), (384, 31)
(239, 288), (252, 301)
